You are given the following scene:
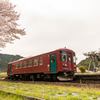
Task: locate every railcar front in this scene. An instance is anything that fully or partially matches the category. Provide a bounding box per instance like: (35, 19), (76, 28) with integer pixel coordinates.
(56, 49), (76, 80)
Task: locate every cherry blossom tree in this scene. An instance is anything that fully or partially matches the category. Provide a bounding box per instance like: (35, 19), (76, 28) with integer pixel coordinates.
(0, 0), (25, 47)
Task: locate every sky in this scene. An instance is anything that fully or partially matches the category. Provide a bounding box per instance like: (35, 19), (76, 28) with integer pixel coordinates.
(1, 0), (100, 63)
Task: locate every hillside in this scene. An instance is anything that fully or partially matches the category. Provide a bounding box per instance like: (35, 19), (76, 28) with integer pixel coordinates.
(0, 54), (23, 72)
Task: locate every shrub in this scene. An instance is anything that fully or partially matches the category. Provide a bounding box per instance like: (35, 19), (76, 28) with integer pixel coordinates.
(79, 66), (86, 73)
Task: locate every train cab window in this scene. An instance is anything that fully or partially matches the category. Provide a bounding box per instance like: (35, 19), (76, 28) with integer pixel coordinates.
(73, 55), (76, 63)
(60, 51), (67, 62)
(68, 57), (71, 62)
(33, 59), (38, 66)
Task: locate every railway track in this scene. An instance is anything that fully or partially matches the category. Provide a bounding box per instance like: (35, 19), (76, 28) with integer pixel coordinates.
(2, 78), (100, 89)
(2, 72), (100, 88)
(24, 80), (100, 89)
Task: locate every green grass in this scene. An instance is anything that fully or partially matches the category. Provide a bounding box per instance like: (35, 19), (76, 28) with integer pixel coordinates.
(0, 91), (23, 100)
(0, 81), (99, 100)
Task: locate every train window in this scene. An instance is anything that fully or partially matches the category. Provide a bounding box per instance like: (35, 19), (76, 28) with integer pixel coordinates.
(26, 61), (29, 67)
(73, 55), (76, 63)
(16, 64), (19, 68)
(51, 55), (56, 63)
(68, 57), (71, 62)
(23, 61), (27, 67)
(16, 63), (20, 68)
(20, 62), (22, 68)
(29, 59), (33, 66)
(22, 62), (24, 67)
(39, 57), (43, 65)
(60, 51), (67, 62)
(33, 59), (38, 66)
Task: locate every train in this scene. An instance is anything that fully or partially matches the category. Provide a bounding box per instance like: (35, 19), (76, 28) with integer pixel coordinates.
(7, 48), (76, 81)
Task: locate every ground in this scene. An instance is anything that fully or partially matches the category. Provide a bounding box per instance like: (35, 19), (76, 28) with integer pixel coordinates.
(0, 72), (100, 100)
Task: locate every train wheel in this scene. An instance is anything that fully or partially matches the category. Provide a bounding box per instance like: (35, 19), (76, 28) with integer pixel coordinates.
(22, 75), (26, 81)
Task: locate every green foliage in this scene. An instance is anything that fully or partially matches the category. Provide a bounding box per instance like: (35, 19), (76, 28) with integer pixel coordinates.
(78, 58), (90, 68)
(79, 66), (86, 73)
(78, 57), (99, 71)
(0, 54), (23, 71)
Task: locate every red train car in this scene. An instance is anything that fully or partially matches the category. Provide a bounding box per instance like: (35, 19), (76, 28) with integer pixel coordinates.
(7, 48), (76, 81)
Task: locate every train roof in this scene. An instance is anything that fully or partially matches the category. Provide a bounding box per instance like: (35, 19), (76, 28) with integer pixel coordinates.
(8, 48), (75, 64)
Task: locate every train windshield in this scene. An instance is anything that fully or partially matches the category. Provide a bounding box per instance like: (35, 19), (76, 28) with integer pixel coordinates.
(60, 51), (67, 62)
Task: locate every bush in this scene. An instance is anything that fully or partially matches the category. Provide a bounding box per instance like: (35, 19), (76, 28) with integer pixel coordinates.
(79, 66), (86, 73)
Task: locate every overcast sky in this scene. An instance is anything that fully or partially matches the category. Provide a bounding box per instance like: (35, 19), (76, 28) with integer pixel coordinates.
(1, 0), (100, 63)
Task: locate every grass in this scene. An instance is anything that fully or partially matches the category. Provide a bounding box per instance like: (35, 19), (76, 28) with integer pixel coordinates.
(0, 81), (99, 100)
(0, 91), (23, 100)
(0, 72), (100, 99)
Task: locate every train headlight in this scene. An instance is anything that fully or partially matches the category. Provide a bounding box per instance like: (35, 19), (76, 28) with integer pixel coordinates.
(47, 64), (50, 67)
(63, 64), (67, 67)
(64, 64), (67, 66)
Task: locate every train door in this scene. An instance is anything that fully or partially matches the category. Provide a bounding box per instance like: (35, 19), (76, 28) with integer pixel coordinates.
(50, 54), (57, 73)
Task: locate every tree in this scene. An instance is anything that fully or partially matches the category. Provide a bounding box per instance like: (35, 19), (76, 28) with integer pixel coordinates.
(0, 0), (25, 47)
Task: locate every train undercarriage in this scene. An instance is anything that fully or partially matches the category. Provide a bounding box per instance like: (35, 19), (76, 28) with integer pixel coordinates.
(8, 71), (74, 81)
(7, 72), (100, 83)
